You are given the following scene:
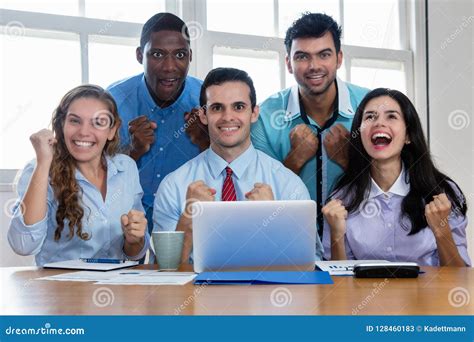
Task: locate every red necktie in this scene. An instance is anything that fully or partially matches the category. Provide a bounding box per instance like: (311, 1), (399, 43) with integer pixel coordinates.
(222, 167), (237, 201)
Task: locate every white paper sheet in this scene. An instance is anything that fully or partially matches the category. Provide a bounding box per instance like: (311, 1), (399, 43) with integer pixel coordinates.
(43, 259), (139, 271)
(37, 270), (196, 285)
(37, 270), (156, 282)
(96, 272), (196, 285)
(315, 260), (388, 276)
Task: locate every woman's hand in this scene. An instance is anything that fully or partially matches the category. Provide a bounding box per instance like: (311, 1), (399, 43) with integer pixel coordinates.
(30, 129), (57, 166)
(121, 210), (147, 246)
(322, 199), (348, 260)
(322, 199), (348, 237)
(425, 193), (452, 235)
(425, 193), (467, 266)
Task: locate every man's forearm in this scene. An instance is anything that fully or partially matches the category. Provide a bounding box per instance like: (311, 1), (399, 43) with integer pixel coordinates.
(129, 147), (146, 161)
(283, 151), (306, 175)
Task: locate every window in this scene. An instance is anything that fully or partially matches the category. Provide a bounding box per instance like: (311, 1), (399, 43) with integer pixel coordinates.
(195, 0), (412, 95)
(207, 0), (274, 37)
(0, 2), (145, 170)
(88, 36), (141, 87)
(277, 0), (340, 38)
(84, 0), (165, 23)
(1, 30), (81, 169)
(351, 59), (406, 94)
(0, 0), (424, 175)
(1, 0), (79, 16)
(213, 47), (280, 102)
(343, 0), (401, 49)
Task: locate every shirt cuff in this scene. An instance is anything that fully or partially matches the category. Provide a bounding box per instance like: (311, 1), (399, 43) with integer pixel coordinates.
(10, 212), (49, 235)
(123, 232), (150, 261)
(8, 213), (49, 256)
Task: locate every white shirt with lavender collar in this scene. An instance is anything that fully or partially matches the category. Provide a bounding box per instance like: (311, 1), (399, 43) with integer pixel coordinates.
(323, 167), (471, 266)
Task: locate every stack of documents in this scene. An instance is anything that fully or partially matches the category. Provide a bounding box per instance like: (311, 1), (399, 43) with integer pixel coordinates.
(37, 270), (196, 285)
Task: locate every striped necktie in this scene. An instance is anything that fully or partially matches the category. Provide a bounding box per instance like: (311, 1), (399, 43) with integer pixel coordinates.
(222, 167), (237, 201)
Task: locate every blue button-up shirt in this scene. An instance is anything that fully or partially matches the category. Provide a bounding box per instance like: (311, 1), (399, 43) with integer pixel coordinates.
(107, 73), (202, 208)
(8, 154), (150, 266)
(251, 78), (369, 204)
(153, 144), (324, 259)
(322, 167), (471, 266)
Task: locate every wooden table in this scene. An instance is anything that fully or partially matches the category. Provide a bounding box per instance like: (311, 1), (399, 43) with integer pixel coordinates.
(1, 266), (473, 315)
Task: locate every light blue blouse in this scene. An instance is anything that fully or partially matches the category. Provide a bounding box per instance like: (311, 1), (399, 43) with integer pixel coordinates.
(8, 154), (150, 266)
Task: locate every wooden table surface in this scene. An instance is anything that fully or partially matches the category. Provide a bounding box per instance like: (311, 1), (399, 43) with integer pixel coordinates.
(1, 265), (473, 315)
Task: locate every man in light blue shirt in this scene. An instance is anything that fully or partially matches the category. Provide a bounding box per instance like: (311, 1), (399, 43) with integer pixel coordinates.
(251, 13), (369, 238)
(154, 67), (323, 262)
(107, 13), (202, 232)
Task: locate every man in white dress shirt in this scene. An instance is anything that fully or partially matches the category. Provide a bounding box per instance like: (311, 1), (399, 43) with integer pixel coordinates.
(153, 67), (323, 262)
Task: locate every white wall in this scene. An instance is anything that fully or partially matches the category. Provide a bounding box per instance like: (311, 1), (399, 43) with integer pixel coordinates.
(428, 0), (473, 262)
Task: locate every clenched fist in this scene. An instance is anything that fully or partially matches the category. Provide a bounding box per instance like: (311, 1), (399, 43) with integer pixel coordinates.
(245, 183), (274, 201)
(183, 180), (216, 223)
(322, 199), (348, 237)
(184, 107), (210, 152)
(323, 124), (350, 170)
(425, 193), (452, 233)
(288, 124), (319, 167)
(121, 209), (147, 245)
(29, 129), (57, 166)
(128, 115), (157, 160)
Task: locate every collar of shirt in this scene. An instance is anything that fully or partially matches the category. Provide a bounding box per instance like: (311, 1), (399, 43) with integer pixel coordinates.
(284, 77), (356, 122)
(204, 144), (256, 180)
(368, 165), (410, 200)
(74, 155), (125, 183)
(139, 74), (190, 113)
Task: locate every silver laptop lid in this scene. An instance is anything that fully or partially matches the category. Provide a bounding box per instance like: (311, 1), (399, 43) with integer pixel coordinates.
(192, 200), (316, 273)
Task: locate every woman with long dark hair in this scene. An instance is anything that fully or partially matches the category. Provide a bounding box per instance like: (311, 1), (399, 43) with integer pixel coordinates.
(8, 85), (149, 266)
(322, 88), (470, 266)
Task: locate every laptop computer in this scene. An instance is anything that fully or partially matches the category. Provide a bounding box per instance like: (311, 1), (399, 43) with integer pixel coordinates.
(192, 200), (316, 273)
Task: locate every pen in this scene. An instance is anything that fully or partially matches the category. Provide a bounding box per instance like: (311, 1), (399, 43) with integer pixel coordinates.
(80, 258), (125, 264)
(119, 272), (140, 275)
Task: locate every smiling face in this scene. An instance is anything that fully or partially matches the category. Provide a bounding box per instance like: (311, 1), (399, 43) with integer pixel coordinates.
(360, 95), (410, 163)
(137, 30), (192, 107)
(63, 97), (118, 166)
(286, 31), (342, 97)
(200, 81), (259, 160)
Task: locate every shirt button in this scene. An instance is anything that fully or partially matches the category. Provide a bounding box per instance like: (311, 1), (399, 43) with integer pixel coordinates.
(161, 120), (165, 124)
(386, 247), (392, 252)
(387, 223), (392, 228)
(159, 147), (163, 151)
(157, 174), (161, 178)
(151, 108), (155, 112)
